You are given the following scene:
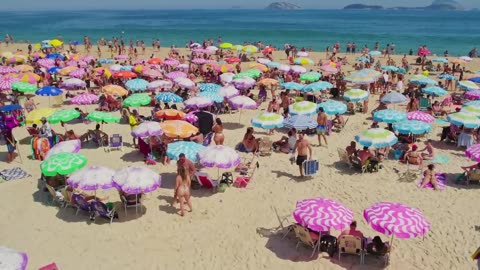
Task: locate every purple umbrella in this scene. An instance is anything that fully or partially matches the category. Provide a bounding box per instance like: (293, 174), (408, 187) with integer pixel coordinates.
(114, 54), (128, 60)
(465, 90), (480, 100)
(229, 95), (257, 110)
(163, 59), (179, 66)
(465, 144), (480, 162)
(218, 85), (240, 98)
(192, 58), (207, 64)
(37, 58), (55, 68)
(60, 78), (86, 89)
(71, 93), (99, 105)
(45, 139), (81, 160)
(131, 121), (163, 138)
(69, 68), (85, 79)
(113, 166), (161, 194)
(293, 198), (353, 232)
(148, 80), (173, 90)
(66, 60), (87, 67)
(67, 166), (115, 191)
(166, 71), (187, 80)
(184, 111), (198, 123)
(232, 77), (256, 90)
(198, 145), (241, 169)
(0, 246), (28, 270)
(174, 77), (195, 89)
(184, 96), (214, 109)
(82, 55), (95, 62)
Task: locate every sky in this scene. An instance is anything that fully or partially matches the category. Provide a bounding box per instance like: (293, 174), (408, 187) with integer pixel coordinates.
(1, 0), (477, 10)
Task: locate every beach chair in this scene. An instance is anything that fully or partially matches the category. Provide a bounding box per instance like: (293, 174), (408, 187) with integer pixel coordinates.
(105, 134), (123, 152)
(351, 156), (368, 174)
(364, 241), (391, 266)
(61, 188), (75, 210)
(419, 97), (430, 111)
(293, 224), (321, 258)
(303, 159), (319, 177)
(338, 235), (364, 264)
(53, 95), (63, 107)
(71, 194), (92, 217)
(120, 194), (143, 216)
(195, 172), (220, 191)
(258, 137), (272, 156)
(202, 132), (213, 146)
(91, 200), (119, 224)
(337, 148), (353, 168)
(45, 184), (65, 207)
(466, 171), (480, 185)
(271, 206), (295, 239)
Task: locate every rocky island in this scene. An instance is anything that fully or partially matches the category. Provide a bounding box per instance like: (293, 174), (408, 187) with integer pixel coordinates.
(265, 2), (302, 10)
(343, 0), (464, 11)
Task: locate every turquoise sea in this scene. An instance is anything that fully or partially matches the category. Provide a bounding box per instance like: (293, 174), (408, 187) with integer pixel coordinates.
(0, 9), (478, 56)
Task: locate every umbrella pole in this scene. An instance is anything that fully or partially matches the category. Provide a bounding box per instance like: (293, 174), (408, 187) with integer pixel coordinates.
(238, 109), (242, 123)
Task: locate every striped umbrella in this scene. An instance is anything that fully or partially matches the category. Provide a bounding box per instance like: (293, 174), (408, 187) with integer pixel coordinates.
(465, 90), (480, 100)
(160, 120), (198, 138)
(409, 75), (437, 85)
(283, 115), (317, 130)
(213, 63), (235, 73)
(166, 141), (205, 163)
(155, 92), (183, 103)
(301, 81), (333, 92)
(461, 105), (480, 117)
(123, 93), (151, 107)
(422, 86), (448, 96)
(232, 77), (256, 89)
(198, 91), (224, 103)
(0, 66), (19, 74)
(148, 80), (173, 90)
(199, 83), (222, 92)
(47, 109), (80, 124)
(344, 69), (382, 84)
(318, 100), (347, 115)
(294, 57), (314, 65)
(343, 89), (369, 102)
(373, 109), (407, 123)
(457, 80), (479, 91)
(281, 82), (305, 90)
(71, 93), (99, 105)
(218, 85), (239, 98)
(37, 58), (55, 68)
(249, 63), (268, 72)
(131, 121), (163, 138)
(465, 144), (480, 162)
(251, 112), (284, 129)
(393, 120), (432, 135)
(0, 76), (19, 91)
(40, 152), (88, 176)
(103, 85), (128, 96)
(67, 166), (115, 191)
(166, 71), (187, 80)
(184, 96), (214, 109)
(11, 81), (37, 93)
(290, 101), (317, 116)
(86, 111), (120, 123)
(407, 111), (435, 124)
(438, 74), (457, 80)
(293, 198), (353, 232)
(125, 78), (148, 91)
(18, 72), (40, 83)
(447, 112), (480, 128)
(380, 92), (408, 104)
(300, 71), (322, 82)
(355, 128), (398, 148)
(155, 109), (186, 120)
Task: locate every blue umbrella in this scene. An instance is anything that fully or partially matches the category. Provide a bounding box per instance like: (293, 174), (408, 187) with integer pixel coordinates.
(369, 51), (381, 56)
(35, 86), (63, 96)
(198, 83), (221, 92)
(318, 100), (347, 115)
(422, 86), (448, 97)
(432, 58), (448, 63)
(301, 81), (333, 92)
(373, 109), (407, 123)
(155, 92), (183, 103)
(125, 79), (148, 91)
(382, 66), (399, 72)
(380, 92), (408, 104)
(198, 91), (224, 103)
(468, 77), (480, 83)
(41, 44), (53, 49)
(47, 67), (62, 74)
(465, 100), (480, 107)
(393, 120), (432, 135)
(438, 74), (457, 80)
(166, 141), (205, 163)
(72, 41), (81, 45)
(266, 61), (280, 68)
(0, 104), (22, 112)
(281, 82), (304, 90)
(46, 53), (65, 60)
(397, 68), (407, 74)
(120, 65), (133, 71)
(409, 76), (437, 85)
(356, 57), (370, 63)
(98, 58), (114, 64)
(283, 115), (317, 131)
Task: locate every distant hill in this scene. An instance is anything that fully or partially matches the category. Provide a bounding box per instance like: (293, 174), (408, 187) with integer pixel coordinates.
(265, 2), (302, 10)
(344, 0), (464, 11)
(344, 4), (383, 10)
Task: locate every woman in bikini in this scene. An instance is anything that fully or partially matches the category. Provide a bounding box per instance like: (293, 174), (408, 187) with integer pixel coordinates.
(420, 164), (439, 190)
(172, 166), (193, 216)
(212, 118), (224, 145)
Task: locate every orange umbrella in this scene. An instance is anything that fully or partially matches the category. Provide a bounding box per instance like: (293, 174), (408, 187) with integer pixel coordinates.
(155, 109), (186, 120)
(59, 66), (77, 76)
(113, 71), (137, 79)
(160, 120), (198, 138)
(102, 85), (128, 96)
(147, 58), (163, 65)
(258, 78), (279, 87)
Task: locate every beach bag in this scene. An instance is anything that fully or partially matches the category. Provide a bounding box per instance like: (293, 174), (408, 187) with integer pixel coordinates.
(319, 235), (338, 258)
(220, 172), (233, 186)
(217, 183), (228, 193)
(233, 176), (250, 188)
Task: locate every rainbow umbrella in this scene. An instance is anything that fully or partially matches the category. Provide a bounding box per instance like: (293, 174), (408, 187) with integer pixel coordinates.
(123, 93), (151, 107)
(457, 80), (479, 91)
(393, 120), (432, 135)
(166, 141), (205, 163)
(289, 101), (317, 116)
(86, 111), (120, 123)
(47, 109), (80, 124)
(294, 57), (314, 65)
(248, 63), (268, 72)
(318, 100), (347, 115)
(251, 112), (284, 129)
(447, 112), (480, 128)
(11, 81), (37, 93)
(40, 152), (87, 176)
(355, 128), (398, 148)
(344, 69), (382, 84)
(26, 108), (56, 124)
(301, 81), (334, 92)
(373, 109), (407, 123)
(343, 88), (369, 102)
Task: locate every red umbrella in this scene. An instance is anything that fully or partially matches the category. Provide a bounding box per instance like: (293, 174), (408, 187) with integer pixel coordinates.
(226, 57), (241, 64)
(147, 58), (163, 65)
(113, 71), (137, 79)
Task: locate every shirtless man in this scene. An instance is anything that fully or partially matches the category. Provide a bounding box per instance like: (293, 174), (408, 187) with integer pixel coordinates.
(280, 92), (290, 116)
(293, 132), (313, 177)
(316, 107), (328, 146)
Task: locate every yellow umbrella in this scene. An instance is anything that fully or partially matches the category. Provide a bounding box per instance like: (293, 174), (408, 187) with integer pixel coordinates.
(242, 45), (259, 53)
(59, 66), (77, 76)
(94, 67), (112, 78)
(249, 63), (268, 72)
(133, 65), (145, 73)
(103, 85), (128, 96)
(219, 42), (233, 49)
(50, 39), (63, 47)
(67, 53), (82, 61)
(34, 44), (42, 50)
(160, 120), (198, 138)
(19, 72), (41, 83)
(258, 78), (279, 87)
(231, 45), (244, 52)
(1, 52), (14, 58)
(16, 65), (34, 72)
(26, 108), (57, 124)
(9, 56), (25, 64)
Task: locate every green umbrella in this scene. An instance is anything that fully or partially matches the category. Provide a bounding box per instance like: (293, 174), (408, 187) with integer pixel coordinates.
(123, 93), (151, 107)
(300, 72), (321, 82)
(246, 69), (262, 77)
(233, 72), (256, 79)
(11, 81), (37, 93)
(86, 111), (120, 123)
(40, 152), (87, 176)
(47, 109), (80, 124)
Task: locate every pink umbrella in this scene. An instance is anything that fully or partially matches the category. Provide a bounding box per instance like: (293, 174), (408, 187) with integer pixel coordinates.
(134, 58), (148, 65)
(61, 78), (86, 89)
(193, 48), (212, 54)
(0, 66), (19, 74)
(114, 54), (128, 60)
(192, 58), (207, 64)
(163, 59), (179, 66)
(142, 69), (162, 78)
(0, 76), (20, 91)
(320, 65), (337, 73)
(465, 90), (480, 100)
(293, 198), (353, 232)
(37, 58), (55, 68)
(176, 64), (189, 70)
(407, 111), (435, 124)
(71, 93), (99, 105)
(66, 60), (87, 67)
(465, 144), (480, 162)
(184, 111), (198, 123)
(82, 55), (95, 62)
(69, 68), (85, 79)
(166, 71), (187, 80)
(364, 201), (430, 239)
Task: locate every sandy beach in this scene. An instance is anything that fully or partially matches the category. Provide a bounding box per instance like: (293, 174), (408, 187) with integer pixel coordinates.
(0, 43), (479, 270)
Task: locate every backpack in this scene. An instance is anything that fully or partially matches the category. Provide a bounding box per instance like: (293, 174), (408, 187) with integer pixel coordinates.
(319, 235), (338, 257)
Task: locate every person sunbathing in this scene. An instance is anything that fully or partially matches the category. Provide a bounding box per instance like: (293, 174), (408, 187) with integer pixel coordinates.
(273, 129), (297, 154)
(461, 163), (480, 178)
(420, 164), (439, 190)
(404, 144), (423, 165)
(332, 113), (345, 129)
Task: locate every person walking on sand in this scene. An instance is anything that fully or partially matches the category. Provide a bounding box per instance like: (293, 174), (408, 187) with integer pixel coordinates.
(316, 107), (328, 146)
(172, 166), (193, 216)
(293, 132), (312, 178)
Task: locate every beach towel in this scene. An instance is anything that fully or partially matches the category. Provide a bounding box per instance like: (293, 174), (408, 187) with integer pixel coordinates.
(429, 154), (450, 164)
(0, 167), (31, 181)
(418, 172), (446, 190)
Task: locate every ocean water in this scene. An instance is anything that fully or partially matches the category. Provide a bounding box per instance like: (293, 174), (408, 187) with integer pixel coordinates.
(0, 9), (478, 56)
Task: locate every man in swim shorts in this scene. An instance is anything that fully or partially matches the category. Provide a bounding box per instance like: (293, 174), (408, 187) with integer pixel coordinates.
(293, 132), (313, 178)
(316, 107), (328, 146)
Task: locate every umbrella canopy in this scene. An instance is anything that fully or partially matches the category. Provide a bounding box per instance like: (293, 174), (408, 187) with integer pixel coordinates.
(71, 93), (99, 105)
(290, 65), (307, 74)
(251, 112), (284, 129)
(68, 68), (85, 79)
(283, 115), (317, 130)
(198, 91), (224, 103)
(11, 81), (36, 93)
(113, 71), (137, 79)
(155, 109), (186, 120)
(469, 77), (480, 84)
(67, 166), (115, 191)
(86, 111), (120, 123)
(409, 75), (438, 85)
(293, 198), (354, 232)
(381, 66), (399, 72)
(155, 92), (183, 103)
(123, 93), (151, 107)
(289, 101), (317, 116)
(461, 105), (480, 117)
(380, 92), (408, 104)
(447, 112), (480, 128)
(0, 104), (22, 112)
(47, 109), (80, 124)
(343, 89), (369, 102)
(103, 85), (128, 96)
(422, 86), (448, 96)
(355, 128), (398, 148)
(218, 85), (239, 98)
(229, 96), (258, 110)
(465, 144), (480, 162)
(184, 96), (214, 109)
(131, 121), (163, 138)
(40, 152), (88, 176)
(438, 74), (457, 80)
(125, 78), (148, 91)
(278, 64), (291, 72)
(174, 77), (195, 89)
(219, 73), (235, 83)
(0, 66), (19, 74)
(0, 76), (20, 91)
(300, 72), (321, 82)
(320, 64), (337, 73)
(281, 82), (305, 90)
(318, 100), (347, 115)
(465, 90), (480, 100)
(18, 72), (41, 84)
(35, 86), (63, 97)
(198, 83), (222, 92)
(148, 80), (173, 90)
(166, 141), (205, 163)
(45, 139), (81, 160)
(363, 202), (430, 239)
(368, 50), (381, 56)
(294, 57), (314, 65)
(373, 109), (407, 123)
(242, 45), (258, 53)
(0, 246), (28, 270)
(393, 120), (432, 135)
(198, 145), (241, 169)
(258, 78), (279, 87)
(26, 108), (56, 124)
(465, 100), (480, 107)
(344, 69), (381, 84)
(301, 81), (333, 92)
(432, 58), (448, 63)
(60, 78), (86, 89)
(232, 77), (256, 89)
(160, 120), (198, 138)
(219, 42), (233, 49)
(407, 111), (435, 124)
(457, 80), (479, 91)
(113, 166), (161, 194)
(166, 71), (187, 80)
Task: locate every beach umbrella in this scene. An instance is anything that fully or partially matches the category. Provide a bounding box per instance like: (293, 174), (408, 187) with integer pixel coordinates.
(123, 93), (151, 107)
(266, 61), (280, 68)
(60, 78), (86, 90)
(93, 67), (112, 78)
(9, 56), (25, 64)
(278, 64), (291, 72)
(113, 166), (161, 194)
(113, 71), (137, 79)
(465, 90), (480, 100)
(283, 115), (317, 130)
(131, 121), (163, 138)
(125, 78), (148, 91)
(300, 71), (322, 82)
(160, 120), (198, 138)
(318, 100), (347, 115)
(218, 85), (239, 98)
(0, 104), (22, 112)
(364, 202), (430, 239)
(45, 139), (81, 160)
(457, 80), (479, 91)
(0, 246), (28, 270)
(109, 64), (122, 72)
(0, 76), (20, 91)
(251, 112), (284, 130)
(114, 54), (128, 60)
(382, 66), (399, 72)
(206, 46), (218, 52)
(198, 83), (221, 92)
(249, 63), (268, 72)
(459, 56), (473, 62)
(373, 109), (407, 123)
(37, 58), (55, 68)
(343, 88), (369, 102)
(142, 68), (163, 78)
(40, 152), (87, 176)
(15, 65), (33, 72)
(232, 77), (256, 89)
(469, 77), (480, 84)
(163, 59), (180, 66)
(355, 128), (398, 148)
(356, 57), (370, 63)
(47, 109), (80, 124)
(155, 92), (183, 103)
(242, 45), (258, 54)
(296, 51), (309, 57)
(393, 120), (432, 135)
(380, 92), (408, 104)
(86, 111), (120, 123)
(289, 101), (317, 116)
(166, 71), (187, 80)
(465, 100), (480, 107)
(368, 51), (381, 56)
(231, 45), (244, 51)
(301, 81), (333, 92)
(103, 85), (128, 96)
(409, 75), (437, 85)
(438, 74), (457, 80)
(69, 68), (86, 79)
(198, 91), (224, 103)
(198, 145), (241, 169)
(294, 57), (314, 65)
(422, 86), (447, 96)
(432, 58), (448, 63)
(49, 39), (63, 47)
(184, 111), (199, 124)
(67, 166), (115, 191)
(257, 58), (271, 65)
(147, 58), (163, 65)
(407, 111), (435, 124)
(192, 58), (207, 65)
(320, 64), (337, 73)
(155, 109), (185, 120)
(148, 80), (173, 90)
(174, 77), (195, 89)
(0, 66), (19, 74)
(166, 141), (205, 163)
(451, 58), (466, 64)
(290, 65), (307, 74)
(461, 105), (480, 117)
(225, 57), (241, 64)
(58, 66), (77, 76)
(184, 96), (214, 109)
(447, 112), (480, 128)
(35, 86), (63, 97)
(344, 69), (382, 84)
(219, 73), (235, 83)
(281, 82), (304, 90)
(219, 42), (233, 49)
(293, 198), (354, 232)
(26, 108), (56, 124)
(229, 96), (258, 110)
(213, 63), (235, 73)
(465, 144), (480, 162)
(258, 78), (279, 87)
